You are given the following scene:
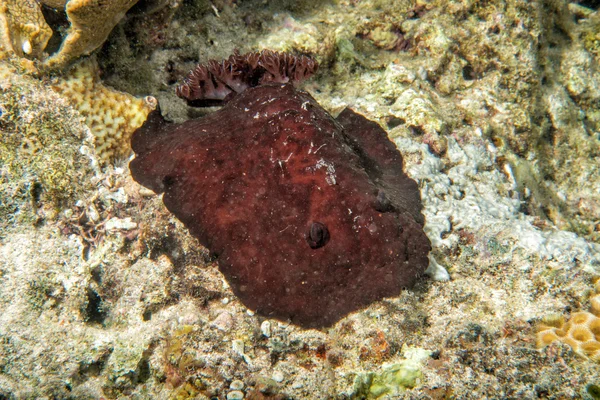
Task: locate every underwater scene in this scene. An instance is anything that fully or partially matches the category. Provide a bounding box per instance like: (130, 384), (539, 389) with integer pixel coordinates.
(0, 0), (599, 398)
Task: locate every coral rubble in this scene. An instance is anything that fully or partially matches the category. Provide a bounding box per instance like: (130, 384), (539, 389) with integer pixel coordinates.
(0, 60), (97, 228)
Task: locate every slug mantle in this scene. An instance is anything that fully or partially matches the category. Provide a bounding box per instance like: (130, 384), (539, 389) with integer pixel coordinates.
(129, 52), (431, 328)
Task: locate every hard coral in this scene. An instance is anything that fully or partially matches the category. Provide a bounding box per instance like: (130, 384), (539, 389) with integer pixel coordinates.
(176, 50), (318, 106)
(51, 57), (157, 162)
(0, 0), (140, 68)
(0, 0), (52, 59)
(537, 279), (600, 362)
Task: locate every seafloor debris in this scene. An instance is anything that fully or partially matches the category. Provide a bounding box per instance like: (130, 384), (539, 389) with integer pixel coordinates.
(1, 0), (600, 397)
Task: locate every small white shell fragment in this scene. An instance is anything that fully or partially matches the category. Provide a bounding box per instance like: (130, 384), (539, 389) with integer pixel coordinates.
(211, 312), (233, 332)
(87, 204), (100, 222)
(105, 217), (137, 231)
(272, 370), (284, 383)
(138, 187), (156, 197)
(424, 254), (450, 282)
(22, 40), (32, 55)
(230, 379), (244, 390)
(105, 187), (128, 203)
(260, 320), (271, 337)
(232, 339), (245, 355)
(291, 380), (304, 389)
(226, 390), (244, 400)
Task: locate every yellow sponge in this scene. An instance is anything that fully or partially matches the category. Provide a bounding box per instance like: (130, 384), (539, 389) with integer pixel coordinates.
(537, 281), (600, 362)
(52, 57), (156, 163)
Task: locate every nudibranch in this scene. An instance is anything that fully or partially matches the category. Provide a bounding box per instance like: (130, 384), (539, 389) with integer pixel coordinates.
(130, 50), (431, 328)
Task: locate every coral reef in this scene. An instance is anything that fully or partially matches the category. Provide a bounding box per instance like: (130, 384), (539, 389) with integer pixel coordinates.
(0, 0), (52, 59)
(0, 0), (600, 398)
(51, 57), (157, 162)
(537, 279), (600, 362)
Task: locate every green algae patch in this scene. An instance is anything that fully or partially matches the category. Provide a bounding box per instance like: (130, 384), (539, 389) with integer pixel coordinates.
(368, 363), (422, 397)
(352, 345), (432, 399)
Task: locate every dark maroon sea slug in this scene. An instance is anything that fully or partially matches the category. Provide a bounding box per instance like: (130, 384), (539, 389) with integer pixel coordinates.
(130, 51), (431, 328)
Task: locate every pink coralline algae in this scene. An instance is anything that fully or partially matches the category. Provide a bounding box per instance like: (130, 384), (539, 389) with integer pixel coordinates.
(130, 51), (431, 328)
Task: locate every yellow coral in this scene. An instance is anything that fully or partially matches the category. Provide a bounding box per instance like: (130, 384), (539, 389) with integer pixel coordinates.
(537, 283), (600, 362)
(51, 58), (156, 162)
(45, 0), (140, 68)
(0, 0), (140, 68)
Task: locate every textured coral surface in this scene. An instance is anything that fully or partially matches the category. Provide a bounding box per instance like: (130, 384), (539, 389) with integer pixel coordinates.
(130, 83), (430, 328)
(0, 0), (142, 68)
(537, 280), (600, 362)
(51, 58), (156, 162)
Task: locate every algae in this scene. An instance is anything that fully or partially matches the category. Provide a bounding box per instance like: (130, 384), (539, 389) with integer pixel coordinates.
(0, 61), (97, 229)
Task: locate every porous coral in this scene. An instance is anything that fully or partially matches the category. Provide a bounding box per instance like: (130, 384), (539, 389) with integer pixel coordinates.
(51, 57), (157, 162)
(0, 0), (52, 59)
(0, 0), (141, 68)
(537, 279), (600, 362)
